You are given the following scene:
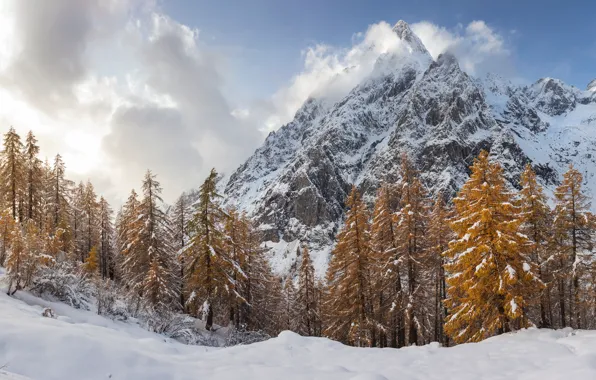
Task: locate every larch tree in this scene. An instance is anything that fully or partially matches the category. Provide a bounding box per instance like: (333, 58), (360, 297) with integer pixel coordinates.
(0, 210), (16, 264)
(183, 169), (231, 330)
(280, 279), (298, 332)
(71, 182), (87, 263)
(427, 194), (452, 346)
(82, 181), (100, 258)
(23, 131), (43, 223)
(519, 164), (553, 327)
(6, 225), (27, 295)
(393, 154), (430, 345)
(84, 246), (100, 275)
(48, 154), (71, 233)
(444, 150), (542, 343)
(1, 127), (25, 220)
(325, 186), (373, 346)
(223, 207), (249, 327)
(296, 245), (318, 336)
(170, 192), (191, 308)
(98, 197), (115, 280)
(122, 171), (179, 314)
(370, 183), (404, 347)
(552, 165), (594, 329)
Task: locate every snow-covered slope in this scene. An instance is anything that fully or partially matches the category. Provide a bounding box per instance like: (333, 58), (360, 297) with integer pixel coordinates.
(223, 21), (596, 278)
(1, 283), (596, 379)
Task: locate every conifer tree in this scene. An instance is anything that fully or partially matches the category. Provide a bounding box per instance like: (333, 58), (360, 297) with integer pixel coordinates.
(0, 210), (16, 265)
(393, 154), (430, 345)
(71, 182), (86, 262)
(121, 171), (179, 313)
(519, 164), (553, 327)
(223, 207), (249, 327)
(444, 150), (542, 343)
(170, 193), (192, 307)
(325, 186), (373, 346)
(48, 154), (71, 233)
(553, 165), (594, 329)
(183, 169), (232, 330)
(84, 246), (99, 275)
(1, 127), (25, 220)
(82, 181), (99, 258)
(98, 197), (115, 280)
(370, 183), (405, 347)
(296, 245), (318, 336)
(23, 131), (43, 222)
(427, 194), (452, 345)
(6, 225), (26, 295)
(280, 279), (298, 332)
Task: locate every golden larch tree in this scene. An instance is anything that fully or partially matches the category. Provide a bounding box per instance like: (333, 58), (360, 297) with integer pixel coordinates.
(444, 150), (542, 343)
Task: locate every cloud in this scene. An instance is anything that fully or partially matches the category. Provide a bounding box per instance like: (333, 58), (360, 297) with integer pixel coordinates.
(240, 21), (407, 132)
(0, 4), (514, 205)
(411, 20), (512, 76)
(0, 1), (261, 204)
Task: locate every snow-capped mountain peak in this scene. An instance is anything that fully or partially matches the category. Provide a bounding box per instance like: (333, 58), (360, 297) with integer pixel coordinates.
(392, 20), (429, 55)
(224, 22), (596, 279)
(588, 79), (596, 92)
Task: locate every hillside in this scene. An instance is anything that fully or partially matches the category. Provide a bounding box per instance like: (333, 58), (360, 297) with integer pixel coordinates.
(0, 273), (595, 379)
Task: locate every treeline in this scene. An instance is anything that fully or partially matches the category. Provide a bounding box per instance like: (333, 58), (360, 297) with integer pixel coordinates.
(0, 127), (318, 337)
(322, 151), (596, 347)
(2, 126), (595, 347)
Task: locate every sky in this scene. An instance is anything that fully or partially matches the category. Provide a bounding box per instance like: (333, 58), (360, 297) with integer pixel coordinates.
(0, 0), (594, 205)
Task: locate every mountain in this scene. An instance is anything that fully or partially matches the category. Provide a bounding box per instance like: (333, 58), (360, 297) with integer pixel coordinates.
(224, 21), (596, 277)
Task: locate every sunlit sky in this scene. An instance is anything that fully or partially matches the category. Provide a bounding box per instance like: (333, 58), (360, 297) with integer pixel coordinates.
(0, 0), (593, 205)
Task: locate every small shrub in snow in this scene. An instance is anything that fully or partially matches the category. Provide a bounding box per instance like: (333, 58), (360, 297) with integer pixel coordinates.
(225, 326), (271, 346)
(30, 263), (92, 310)
(95, 278), (129, 321)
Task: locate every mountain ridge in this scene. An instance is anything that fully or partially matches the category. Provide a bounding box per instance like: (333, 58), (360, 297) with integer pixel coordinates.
(223, 21), (596, 278)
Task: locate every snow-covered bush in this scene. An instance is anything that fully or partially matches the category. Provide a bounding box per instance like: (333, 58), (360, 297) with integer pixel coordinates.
(95, 278), (128, 321)
(29, 262), (93, 310)
(225, 326), (271, 346)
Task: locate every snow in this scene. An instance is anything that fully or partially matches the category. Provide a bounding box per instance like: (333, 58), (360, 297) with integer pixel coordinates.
(1, 284), (596, 379)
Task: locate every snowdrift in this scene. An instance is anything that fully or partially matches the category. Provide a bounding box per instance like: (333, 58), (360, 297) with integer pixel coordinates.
(1, 288), (596, 379)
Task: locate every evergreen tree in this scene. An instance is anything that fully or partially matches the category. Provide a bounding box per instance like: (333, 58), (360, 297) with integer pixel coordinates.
(427, 194), (452, 346)
(23, 131), (43, 223)
(1, 127), (25, 220)
(121, 171), (179, 314)
(82, 181), (100, 258)
(296, 245), (318, 336)
(0, 210), (16, 265)
(71, 182), (87, 262)
(98, 197), (115, 280)
(170, 193), (191, 308)
(6, 225), (26, 295)
(519, 164), (553, 327)
(552, 165), (594, 329)
(393, 154), (430, 345)
(444, 150), (542, 343)
(47, 154), (71, 233)
(84, 246), (99, 275)
(183, 169), (232, 330)
(324, 186), (373, 346)
(370, 183), (405, 347)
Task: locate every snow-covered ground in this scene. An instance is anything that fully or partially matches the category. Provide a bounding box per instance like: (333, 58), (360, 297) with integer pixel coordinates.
(1, 282), (596, 380)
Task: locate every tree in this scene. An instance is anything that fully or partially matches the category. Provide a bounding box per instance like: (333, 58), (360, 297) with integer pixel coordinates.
(6, 226), (27, 295)
(370, 183), (405, 347)
(23, 131), (43, 223)
(427, 194), (452, 346)
(183, 169), (231, 330)
(47, 154), (71, 233)
(0, 210), (16, 265)
(444, 150), (542, 343)
(84, 246), (99, 275)
(393, 154), (431, 345)
(519, 164), (553, 327)
(280, 279), (297, 332)
(296, 245), (318, 336)
(121, 171), (179, 314)
(98, 197), (115, 280)
(82, 181), (99, 258)
(1, 127), (25, 220)
(324, 186), (373, 346)
(170, 193), (191, 307)
(552, 165), (594, 329)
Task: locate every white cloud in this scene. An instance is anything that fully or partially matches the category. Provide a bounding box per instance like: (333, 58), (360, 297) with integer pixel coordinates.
(0, 4), (514, 205)
(411, 20), (511, 75)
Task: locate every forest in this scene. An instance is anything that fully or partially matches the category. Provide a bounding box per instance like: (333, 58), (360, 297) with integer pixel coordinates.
(1, 127), (594, 347)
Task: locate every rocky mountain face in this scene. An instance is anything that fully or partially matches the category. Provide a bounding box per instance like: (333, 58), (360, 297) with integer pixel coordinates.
(224, 21), (596, 277)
